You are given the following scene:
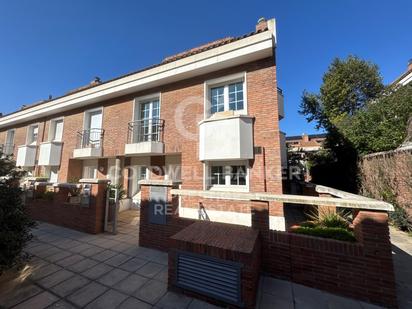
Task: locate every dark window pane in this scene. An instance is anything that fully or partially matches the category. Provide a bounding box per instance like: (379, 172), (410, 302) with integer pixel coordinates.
(230, 165), (246, 185)
(211, 166), (224, 185)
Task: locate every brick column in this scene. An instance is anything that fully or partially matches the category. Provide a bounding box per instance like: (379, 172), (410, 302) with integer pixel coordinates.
(353, 210), (397, 308)
(251, 201), (269, 235)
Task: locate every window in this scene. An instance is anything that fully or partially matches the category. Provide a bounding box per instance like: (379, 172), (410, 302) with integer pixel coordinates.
(4, 130), (15, 155)
(210, 87), (225, 114)
(230, 165), (246, 185)
(135, 97), (161, 142)
(208, 162), (248, 190)
(45, 167), (58, 183)
(228, 82), (244, 111)
(27, 125), (38, 145)
(211, 166), (224, 185)
(82, 159), (98, 179)
(206, 73), (246, 117)
(49, 119), (64, 142)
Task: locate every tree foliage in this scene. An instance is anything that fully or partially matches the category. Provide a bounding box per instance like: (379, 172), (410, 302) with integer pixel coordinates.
(0, 153), (35, 274)
(337, 84), (412, 155)
(299, 55), (384, 192)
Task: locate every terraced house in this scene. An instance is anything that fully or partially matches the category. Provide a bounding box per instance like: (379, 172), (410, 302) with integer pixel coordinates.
(0, 18), (286, 230)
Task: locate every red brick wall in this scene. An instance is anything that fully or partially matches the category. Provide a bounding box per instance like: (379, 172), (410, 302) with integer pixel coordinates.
(26, 182), (107, 234)
(261, 210), (397, 308)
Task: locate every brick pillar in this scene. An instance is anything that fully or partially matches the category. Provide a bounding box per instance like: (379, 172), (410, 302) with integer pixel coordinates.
(251, 201), (269, 235)
(353, 210), (397, 308)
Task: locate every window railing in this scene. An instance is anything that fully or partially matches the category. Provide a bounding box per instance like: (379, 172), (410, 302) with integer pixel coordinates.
(127, 119), (164, 144)
(0, 143), (14, 156)
(76, 129), (104, 149)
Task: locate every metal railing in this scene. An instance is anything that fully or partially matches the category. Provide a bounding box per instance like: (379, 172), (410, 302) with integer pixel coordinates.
(0, 143), (14, 156)
(127, 119), (164, 144)
(76, 128), (104, 149)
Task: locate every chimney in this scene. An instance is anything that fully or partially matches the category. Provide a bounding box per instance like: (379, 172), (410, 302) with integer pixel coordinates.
(302, 134), (309, 142)
(91, 76), (101, 85)
(408, 59), (412, 72)
(256, 17), (268, 32)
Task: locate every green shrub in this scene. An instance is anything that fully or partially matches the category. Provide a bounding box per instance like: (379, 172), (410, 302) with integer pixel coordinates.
(306, 207), (350, 229)
(292, 226), (356, 242)
(108, 183), (127, 202)
(0, 157), (36, 274)
(389, 205), (412, 232)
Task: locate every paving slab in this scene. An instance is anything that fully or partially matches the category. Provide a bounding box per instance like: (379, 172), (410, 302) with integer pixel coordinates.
(85, 289), (128, 309)
(91, 249), (118, 262)
(46, 300), (77, 309)
(118, 257), (148, 272)
(114, 273), (149, 295)
(136, 262), (164, 278)
(51, 274), (90, 297)
(117, 297), (152, 309)
(156, 291), (193, 309)
(67, 281), (108, 307)
(13, 291), (59, 309)
(97, 268), (130, 287)
(55, 254), (85, 268)
(67, 258), (98, 273)
(104, 253), (132, 267)
(133, 279), (167, 304)
(37, 269), (76, 289)
(82, 263), (114, 280)
(29, 263), (62, 281)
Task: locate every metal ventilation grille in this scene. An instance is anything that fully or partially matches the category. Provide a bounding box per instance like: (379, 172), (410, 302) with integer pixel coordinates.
(176, 253), (242, 306)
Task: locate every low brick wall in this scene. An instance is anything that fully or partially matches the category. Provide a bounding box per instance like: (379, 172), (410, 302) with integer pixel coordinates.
(260, 209), (397, 308)
(139, 184), (397, 308)
(26, 183), (107, 234)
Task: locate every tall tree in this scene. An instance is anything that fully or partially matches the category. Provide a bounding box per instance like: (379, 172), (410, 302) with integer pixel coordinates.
(300, 55), (384, 192)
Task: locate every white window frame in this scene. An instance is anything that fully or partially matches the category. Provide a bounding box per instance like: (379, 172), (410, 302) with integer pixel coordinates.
(48, 117), (64, 142)
(82, 159), (98, 179)
(5, 129), (15, 144)
(132, 93), (161, 121)
(204, 72), (247, 119)
(205, 160), (249, 192)
(26, 124), (39, 145)
(83, 107), (103, 130)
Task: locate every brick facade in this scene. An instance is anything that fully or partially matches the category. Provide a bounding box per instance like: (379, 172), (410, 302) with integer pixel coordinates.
(0, 56), (284, 225)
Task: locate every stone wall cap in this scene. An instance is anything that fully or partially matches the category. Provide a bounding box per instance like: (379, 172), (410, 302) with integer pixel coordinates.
(79, 178), (110, 184)
(138, 179), (182, 186)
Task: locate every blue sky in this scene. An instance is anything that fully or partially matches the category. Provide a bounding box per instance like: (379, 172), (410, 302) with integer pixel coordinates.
(0, 0), (411, 136)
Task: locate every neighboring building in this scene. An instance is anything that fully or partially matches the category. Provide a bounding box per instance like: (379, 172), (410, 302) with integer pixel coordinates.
(286, 133), (326, 182)
(392, 59), (412, 86)
(0, 18), (287, 230)
(286, 133), (326, 153)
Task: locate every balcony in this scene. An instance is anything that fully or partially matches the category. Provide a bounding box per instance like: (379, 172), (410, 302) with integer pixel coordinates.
(73, 129), (104, 159)
(278, 87), (284, 120)
(38, 141), (63, 166)
(199, 114), (253, 161)
(124, 119), (164, 156)
(0, 143), (14, 157)
(16, 145), (37, 167)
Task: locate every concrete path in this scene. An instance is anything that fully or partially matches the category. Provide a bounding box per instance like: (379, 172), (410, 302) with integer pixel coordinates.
(390, 227), (412, 309)
(0, 210), (388, 308)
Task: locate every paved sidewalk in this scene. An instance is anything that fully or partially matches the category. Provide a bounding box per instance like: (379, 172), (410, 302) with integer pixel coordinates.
(390, 227), (412, 309)
(0, 211), (385, 308)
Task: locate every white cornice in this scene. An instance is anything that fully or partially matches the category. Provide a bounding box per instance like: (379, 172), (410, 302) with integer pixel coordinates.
(0, 30), (275, 129)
